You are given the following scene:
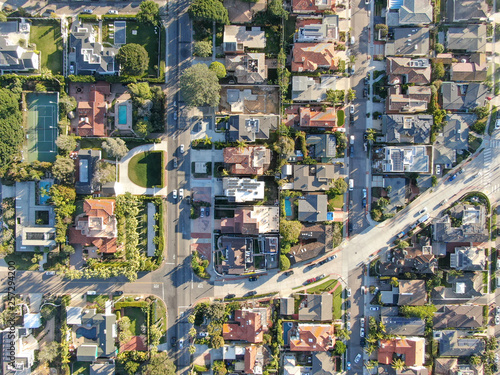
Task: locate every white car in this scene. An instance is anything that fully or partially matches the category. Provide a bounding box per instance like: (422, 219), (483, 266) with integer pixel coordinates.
(360, 317), (365, 325)
(347, 288), (352, 297)
(360, 328), (365, 338)
(418, 207), (427, 215)
(200, 207), (205, 218)
(179, 339), (184, 349)
(173, 112), (178, 121)
(350, 36), (355, 45)
(496, 306), (500, 315)
(82, 9), (93, 14)
(347, 322), (351, 330)
(350, 105), (355, 114)
(172, 190), (177, 200)
(45, 271), (56, 276)
(107, 9), (119, 14)
(180, 144), (185, 154)
(435, 164), (441, 175)
(179, 189), (184, 199)
(495, 119), (500, 130)
(87, 291), (97, 295)
(370, 306), (380, 311)
(495, 315), (500, 325)
(362, 188), (367, 198)
(198, 332), (209, 338)
(354, 354), (362, 363)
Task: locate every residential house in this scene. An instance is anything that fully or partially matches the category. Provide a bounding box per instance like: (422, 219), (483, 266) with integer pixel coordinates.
(381, 146), (430, 173)
(69, 22), (118, 75)
(435, 358), (483, 375)
(295, 16), (339, 43)
(287, 224), (333, 264)
(291, 43), (338, 72)
(223, 309), (266, 343)
(433, 114), (474, 169)
(446, 0), (487, 22)
(378, 338), (426, 367)
(75, 149), (102, 195)
(0, 20), (39, 73)
(387, 58), (431, 86)
(220, 206), (279, 235)
(385, 28), (430, 56)
(433, 305), (484, 329)
(298, 195), (328, 222)
(432, 272), (484, 304)
(446, 25), (487, 53)
(292, 75), (336, 102)
(450, 246), (486, 271)
(222, 178), (265, 203)
(280, 297), (295, 316)
(381, 316), (426, 336)
(298, 293), (333, 321)
(70, 82), (111, 137)
(292, 164), (336, 191)
(225, 53), (268, 84)
(299, 107), (338, 129)
(398, 280), (427, 305)
(312, 352), (336, 375)
(386, 0), (433, 26)
(69, 199), (118, 254)
(386, 85), (432, 113)
(432, 204), (489, 245)
(307, 134), (337, 162)
(292, 0), (335, 13)
(380, 246), (437, 276)
(227, 115), (279, 142)
(382, 368), (429, 375)
(283, 355), (313, 375)
(437, 330), (485, 357)
(288, 323), (335, 352)
(382, 114), (432, 144)
(440, 82), (488, 112)
(90, 363), (116, 375)
(222, 345), (267, 374)
(14, 180), (56, 252)
(223, 146), (271, 175)
(217, 236), (255, 275)
(0, 327), (38, 375)
(223, 26), (266, 53)
(451, 54), (488, 81)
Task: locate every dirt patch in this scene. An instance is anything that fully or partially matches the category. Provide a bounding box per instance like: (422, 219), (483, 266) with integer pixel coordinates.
(192, 243), (211, 262)
(219, 85), (279, 115)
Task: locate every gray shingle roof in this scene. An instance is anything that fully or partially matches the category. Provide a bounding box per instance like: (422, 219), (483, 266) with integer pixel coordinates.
(298, 293), (333, 321)
(447, 25), (487, 52)
(381, 316), (426, 336)
(298, 194), (328, 222)
(382, 114), (432, 144)
(447, 0), (487, 22)
(441, 82), (488, 111)
(433, 305), (483, 329)
(227, 115), (279, 142)
(438, 330), (485, 357)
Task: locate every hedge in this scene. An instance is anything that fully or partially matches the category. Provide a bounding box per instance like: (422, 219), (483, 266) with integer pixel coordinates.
(78, 14), (98, 22)
(114, 301), (149, 309)
(102, 14), (137, 20)
(67, 75), (96, 83)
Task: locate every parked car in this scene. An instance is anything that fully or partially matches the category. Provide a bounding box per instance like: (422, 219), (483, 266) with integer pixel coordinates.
(246, 291), (257, 297)
(69, 63), (75, 75)
(113, 291), (123, 296)
(205, 207), (210, 216)
(350, 105), (355, 114)
(226, 294), (236, 299)
(200, 207), (205, 218)
(178, 339), (184, 349)
(435, 164), (441, 175)
(362, 188), (367, 198)
(180, 144), (185, 154)
(496, 306), (500, 315)
(360, 328), (365, 338)
(319, 259), (328, 265)
(350, 36), (355, 45)
(354, 354), (362, 363)
(173, 111), (178, 120)
(360, 338), (366, 347)
(172, 189), (177, 200)
(362, 197), (367, 208)
(350, 65), (355, 75)
(82, 8), (93, 14)
(347, 321), (351, 330)
(107, 9), (118, 14)
(363, 88), (368, 98)
(179, 189), (184, 199)
(346, 362), (351, 371)
(327, 255), (337, 261)
(171, 336), (177, 347)
(364, 77), (369, 85)
(198, 332), (209, 337)
(45, 271), (56, 276)
(495, 315), (500, 325)
(87, 291), (97, 295)
(305, 278), (316, 285)
(347, 288), (352, 297)
(360, 317), (365, 325)
(284, 270), (294, 276)
(249, 276), (258, 282)
(173, 157), (178, 168)
(458, 168), (463, 174)
(369, 306), (379, 311)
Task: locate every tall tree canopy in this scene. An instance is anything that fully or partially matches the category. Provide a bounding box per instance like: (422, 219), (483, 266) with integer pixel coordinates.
(188, 0), (230, 24)
(180, 64), (221, 107)
(137, 0), (160, 25)
(0, 88), (23, 175)
(116, 43), (150, 77)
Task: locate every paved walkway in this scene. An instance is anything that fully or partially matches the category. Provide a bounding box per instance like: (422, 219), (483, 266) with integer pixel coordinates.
(115, 141), (169, 196)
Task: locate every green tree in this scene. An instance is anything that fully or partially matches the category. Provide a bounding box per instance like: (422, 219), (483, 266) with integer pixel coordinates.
(326, 89), (339, 104)
(55, 135), (77, 154)
(280, 220), (303, 244)
(0, 13), (7, 22)
(432, 62), (445, 80)
(470, 355), (483, 365)
(431, 175), (438, 186)
(329, 178), (348, 196)
(92, 161), (116, 185)
(435, 43), (445, 54)
(117, 43), (150, 76)
(102, 138), (129, 160)
(128, 82), (153, 103)
(189, 327), (197, 338)
(392, 358), (406, 371)
(273, 135), (295, 156)
(194, 41), (213, 57)
(399, 305), (437, 319)
(213, 361), (227, 375)
(347, 88), (356, 102)
(188, 0), (230, 24)
(267, 0), (288, 19)
(52, 156), (75, 185)
(209, 61), (227, 79)
(334, 341), (347, 355)
(137, 0), (159, 25)
(38, 341), (60, 364)
(336, 327), (351, 341)
(188, 314), (196, 324)
(211, 335), (225, 349)
(188, 345), (196, 354)
(134, 119), (152, 138)
(180, 64), (221, 107)
(397, 240), (409, 249)
(390, 277), (399, 287)
(0, 88), (23, 175)
(375, 23), (389, 37)
(279, 254), (291, 271)
(377, 197), (389, 208)
(34, 83), (47, 92)
(141, 352), (176, 375)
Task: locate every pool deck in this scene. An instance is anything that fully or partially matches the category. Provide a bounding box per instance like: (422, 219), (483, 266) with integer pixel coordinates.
(114, 99), (133, 134)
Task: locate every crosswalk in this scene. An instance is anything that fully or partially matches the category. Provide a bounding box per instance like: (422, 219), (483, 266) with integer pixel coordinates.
(482, 140), (500, 194)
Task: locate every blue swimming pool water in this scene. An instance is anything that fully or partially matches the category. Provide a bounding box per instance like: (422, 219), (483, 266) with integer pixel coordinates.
(285, 197), (292, 217)
(39, 181), (52, 205)
(118, 105), (127, 125)
(76, 327), (97, 340)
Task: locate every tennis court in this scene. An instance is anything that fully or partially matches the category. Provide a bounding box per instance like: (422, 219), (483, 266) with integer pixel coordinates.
(114, 21), (126, 45)
(26, 92), (59, 163)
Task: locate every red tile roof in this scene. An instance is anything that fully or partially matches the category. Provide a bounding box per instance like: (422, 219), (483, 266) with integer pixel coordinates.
(292, 43), (338, 72)
(299, 107), (337, 128)
(223, 146), (271, 175)
(244, 346), (257, 374)
(378, 338), (425, 367)
(386, 58), (432, 85)
(289, 323), (334, 352)
(77, 82), (110, 137)
(223, 310), (264, 343)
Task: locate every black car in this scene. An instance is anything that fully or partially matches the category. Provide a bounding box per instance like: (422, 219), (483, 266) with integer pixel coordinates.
(364, 77), (369, 85)
(113, 291), (124, 296)
(348, 222), (353, 233)
(284, 270), (294, 276)
(226, 294), (236, 299)
(363, 88), (368, 98)
(171, 336), (177, 347)
(249, 276), (258, 281)
(246, 291), (257, 297)
(360, 338), (366, 347)
(319, 259), (328, 265)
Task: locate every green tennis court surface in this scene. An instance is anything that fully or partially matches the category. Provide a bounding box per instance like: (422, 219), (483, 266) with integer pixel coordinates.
(26, 92), (59, 163)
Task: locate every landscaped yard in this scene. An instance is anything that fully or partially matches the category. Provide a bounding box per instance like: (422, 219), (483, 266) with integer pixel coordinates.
(127, 151), (164, 188)
(72, 361), (90, 375)
(328, 195), (344, 210)
(124, 307), (146, 336)
(29, 20), (63, 74)
(126, 22), (161, 76)
(5, 252), (39, 271)
(306, 279), (338, 293)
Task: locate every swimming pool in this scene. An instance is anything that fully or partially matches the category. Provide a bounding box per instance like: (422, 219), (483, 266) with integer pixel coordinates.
(118, 104), (127, 125)
(76, 327), (97, 340)
(285, 197), (292, 217)
(39, 180), (52, 205)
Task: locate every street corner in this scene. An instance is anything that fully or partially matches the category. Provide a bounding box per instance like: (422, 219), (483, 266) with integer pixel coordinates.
(191, 243), (211, 264)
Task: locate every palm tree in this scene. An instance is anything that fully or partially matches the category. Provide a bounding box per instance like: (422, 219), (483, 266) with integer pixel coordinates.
(366, 128), (376, 142)
(391, 358), (406, 371)
(364, 360), (377, 370)
(202, 135), (212, 146)
(188, 327), (197, 338)
(189, 345), (196, 355)
(236, 140), (247, 151)
(365, 344), (377, 355)
(469, 355), (482, 365)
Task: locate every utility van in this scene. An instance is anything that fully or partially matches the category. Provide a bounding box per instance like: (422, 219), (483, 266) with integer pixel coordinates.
(417, 214), (430, 224)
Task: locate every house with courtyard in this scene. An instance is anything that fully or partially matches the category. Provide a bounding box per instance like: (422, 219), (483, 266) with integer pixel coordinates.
(287, 224), (333, 264)
(451, 53), (488, 81)
(387, 58), (431, 86)
(379, 146), (431, 173)
(385, 0), (433, 26)
(298, 194), (329, 222)
(70, 82), (111, 137)
(227, 115), (279, 142)
(378, 338), (426, 367)
(307, 134), (337, 162)
(219, 206), (279, 235)
(222, 178), (265, 203)
(380, 246), (437, 276)
(75, 149), (101, 195)
(14, 180), (56, 252)
(223, 25), (266, 54)
(386, 86), (432, 113)
(225, 53), (268, 84)
(299, 107), (338, 129)
(223, 146), (271, 175)
(291, 75), (337, 102)
(69, 22), (118, 75)
(381, 114), (432, 144)
(298, 293), (333, 321)
(0, 20), (39, 73)
(436, 330), (485, 357)
(0, 327), (38, 375)
(222, 344), (268, 374)
(440, 82), (488, 112)
(385, 28), (430, 56)
(446, 25), (487, 53)
(435, 359), (483, 375)
(433, 114), (474, 169)
(288, 323), (335, 352)
(291, 43), (338, 72)
(69, 199), (118, 254)
(446, 0), (487, 22)
(295, 15), (339, 43)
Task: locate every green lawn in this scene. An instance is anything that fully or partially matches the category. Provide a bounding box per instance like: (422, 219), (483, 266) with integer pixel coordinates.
(124, 307), (146, 336)
(333, 284), (343, 319)
(127, 151), (163, 188)
(5, 252), (39, 271)
(72, 362), (90, 375)
(306, 279), (339, 293)
(29, 21), (63, 74)
(126, 22), (160, 77)
(329, 195), (344, 209)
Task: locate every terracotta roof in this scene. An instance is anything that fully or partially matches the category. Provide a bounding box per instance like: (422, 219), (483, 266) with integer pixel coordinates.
(299, 107), (337, 127)
(223, 310), (264, 343)
(387, 58), (431, 85)
(244, 346), (257, 374)
(77, 82), (110, 137)
(292, 43), (338, 72)
(223, 146), (271, 175)
(289, 323), (334, 352)
(378, 338), (425, 367)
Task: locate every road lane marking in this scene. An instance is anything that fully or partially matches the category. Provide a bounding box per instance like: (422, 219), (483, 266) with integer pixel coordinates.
(154, 284), (160, 288)
(198, 283), (203, 288)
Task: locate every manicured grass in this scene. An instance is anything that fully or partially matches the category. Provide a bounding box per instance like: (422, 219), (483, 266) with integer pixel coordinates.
(126, 22), (160, 77)
(29, 21), (63, 74)
(337, 109), (345, 127)
(333, 283), (343, 319)
(124, 307), (146, 336)
(72, 361), (90, 375)
(127, 151), (163, 188)
(306, 279), (339, 294)
(5, 252), (39, 271)
(329, 195), (344, 209)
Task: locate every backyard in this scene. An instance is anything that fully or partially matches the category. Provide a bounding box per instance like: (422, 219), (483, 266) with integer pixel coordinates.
(124, 307), (146, 336)
(29, 20), (63, 74)
(127, 151), (164, 188)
